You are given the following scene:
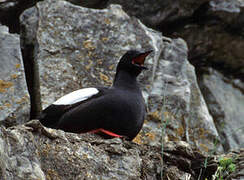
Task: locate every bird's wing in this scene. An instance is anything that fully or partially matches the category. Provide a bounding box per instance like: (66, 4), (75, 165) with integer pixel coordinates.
(53, 88), (99, 105)
(38, 87), (107, 128)
(56, 90), (114, 133)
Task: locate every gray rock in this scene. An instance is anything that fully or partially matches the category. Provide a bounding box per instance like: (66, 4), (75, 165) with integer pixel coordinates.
(210, 0), (244, 13)
(172, 0), (244, 152)
(0, 25), (30, 126)
(176, 0), (244, 79)
(0, 0), (107, 33)
(199, 68), (244, 151)
(107, 0), (209, 29)
(106, 0), (244, 79)
(19, 0), (222, 152)
(0, 120), (221, 180)
(141, 38), (222, 152)
(20, 0), (155, 109)
(1, 120), (243, 179)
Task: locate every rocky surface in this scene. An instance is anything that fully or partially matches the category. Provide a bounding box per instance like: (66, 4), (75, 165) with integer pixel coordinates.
(107, 0), (244, 79)
(0, 25), (30, 126)
(19, 0), (221, 152)
(107, 0), (209, 29)
(224, 148), (244, 180)
(0, 0), (244, 179)
(0, 120), (236, 180)
(107, 0), (244, 153)
(199, 68), (244, 152)
(0, 0), (107, 33)
(1, 120), (243, 180)
(179, 0), (244, 78)
(20, 1), (153, 109)
(1, 0), (243, 153)
(141, 38), (221, 152)
(3, 0), (244, 80)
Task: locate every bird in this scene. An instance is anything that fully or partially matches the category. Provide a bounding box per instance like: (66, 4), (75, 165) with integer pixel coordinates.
(38, 50), (152, 140)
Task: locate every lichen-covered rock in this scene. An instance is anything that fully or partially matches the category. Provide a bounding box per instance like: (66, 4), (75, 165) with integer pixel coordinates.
(0, 120), (220, 180)
(139, 38), (222, 152)
(0, 0), (107, 34)
(19, 0), (222, 152)
(199, 68), (244, 151)
(1, 120), (243, 179)
(0, 25), (30, 126)
(20, 0), (154, 109)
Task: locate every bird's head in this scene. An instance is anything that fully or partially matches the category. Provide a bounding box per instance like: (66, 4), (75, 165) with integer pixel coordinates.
(117, 50), (153, 76)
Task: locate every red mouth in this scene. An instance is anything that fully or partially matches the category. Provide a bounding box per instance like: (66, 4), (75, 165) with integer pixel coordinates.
(132, 50), (153, 67)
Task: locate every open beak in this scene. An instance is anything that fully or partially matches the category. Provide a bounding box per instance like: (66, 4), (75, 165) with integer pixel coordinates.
(132, 50), (153, 70)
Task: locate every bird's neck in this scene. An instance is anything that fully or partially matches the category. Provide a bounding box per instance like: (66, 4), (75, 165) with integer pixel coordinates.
(113, 70), (139, 90)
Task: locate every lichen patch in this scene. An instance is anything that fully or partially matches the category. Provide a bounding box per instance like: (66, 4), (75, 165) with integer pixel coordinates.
(15, 64), (21, 69)
(99, 72), (112, 84)
(83, 40), (95, 50)
(0, 80), (14, 93)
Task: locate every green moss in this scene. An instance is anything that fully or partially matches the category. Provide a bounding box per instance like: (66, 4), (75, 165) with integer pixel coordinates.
(213, 157), (236, 179)
(227, 163), (236, 173)
(219, 157), (233, 169)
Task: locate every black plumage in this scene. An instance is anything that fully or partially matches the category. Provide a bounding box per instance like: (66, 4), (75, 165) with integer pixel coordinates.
(39, 50), (152, 140)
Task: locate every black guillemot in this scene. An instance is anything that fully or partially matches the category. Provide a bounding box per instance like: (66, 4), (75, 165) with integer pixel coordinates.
(39, 50), (152, 140)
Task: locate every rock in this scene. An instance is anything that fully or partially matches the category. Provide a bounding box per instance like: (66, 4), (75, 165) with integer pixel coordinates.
(19, 0), (155, 110)
(0, 0), (243, 178)
(19, 0), (221, 152)
(140, 38), (222, 152)
(0, 120), (221, 179)
(106, 0), (244, 80)
(206, 0), (244, 76)
(0, 0), (40, 33)
(0, 25), (30, 126)
(0, 0), (108, 34)
(1, 120), (243, 179)
(107, 0), (209, 29)
(225, 149), (244, 180)
(166, 0), (244, 152)
(174, 0), (244, 79)
(104, 0), (244, 152)
(199, 68), (244, 151)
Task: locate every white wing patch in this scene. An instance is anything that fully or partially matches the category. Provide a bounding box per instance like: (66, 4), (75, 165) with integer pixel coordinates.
(53, 88), (99, 105)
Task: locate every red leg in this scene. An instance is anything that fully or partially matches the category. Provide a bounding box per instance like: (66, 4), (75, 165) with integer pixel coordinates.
(88, 128), (101, 134)
(99, 129), (122, 138)
(87, 128), (122, 138)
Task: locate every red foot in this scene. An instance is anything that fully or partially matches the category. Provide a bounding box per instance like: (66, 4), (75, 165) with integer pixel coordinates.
(88, 128), (122, 138)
